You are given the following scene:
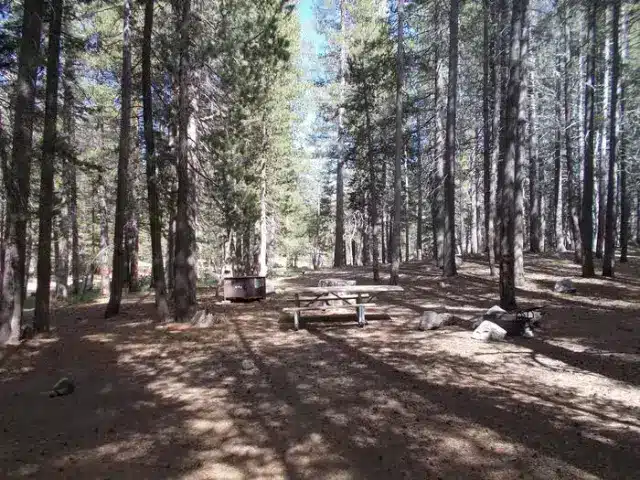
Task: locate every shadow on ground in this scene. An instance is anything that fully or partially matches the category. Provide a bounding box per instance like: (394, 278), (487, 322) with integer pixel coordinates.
(1, 252), (639, 479)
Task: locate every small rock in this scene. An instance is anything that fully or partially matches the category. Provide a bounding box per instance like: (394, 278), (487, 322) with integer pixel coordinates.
(522, 326), (534, 338)
(486, 305), (506, 316)
(49, 377), (75, 397)
(554, 278), (576, 294)
(472, 320), (507, 342)
(241, 359), (255, 371)
(418, 311), (451, 331)
(190, 310), (206, 325)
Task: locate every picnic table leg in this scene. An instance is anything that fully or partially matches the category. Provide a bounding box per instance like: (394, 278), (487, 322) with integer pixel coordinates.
(357, 305), (366, 327)
(295, 293), (300, 308)
(294, 311), (300, 331)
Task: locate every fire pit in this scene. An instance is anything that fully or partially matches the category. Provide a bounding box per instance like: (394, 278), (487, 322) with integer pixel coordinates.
(223, 276), (266, 301)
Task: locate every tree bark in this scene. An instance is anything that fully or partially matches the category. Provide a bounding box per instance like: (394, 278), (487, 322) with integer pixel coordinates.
(582, 0), (597, 277)
(442, 0), (459, 277)
(563, 14), (582, 264)
(433, 1), (445, 266)
(415, 110), (423, 260)
(390, 0), (404, 285)
(98, 175), (110, 296)
(34, 0), (64, 332)
(514, 4), (528, 287)
(404, 153), (410, 262)
(105, 0), (132, 318)
(259, 160), (268, 276)
(596, 13), (610, 259)
(142, 0), (169, 319)
(1, 0), (43, 344)
(553, 66), (565, 253)
(528, 68), (542, 253)
(62, 24), (79, 295)
(334, 0), (346, 267)
(488, 0), (502, 274)
(603, 0), (619, 277)
(174, 0), (193, 319)
(619, 7), (629, 263)
(500, 0), (528, 311)
(482, 0), (494, 264)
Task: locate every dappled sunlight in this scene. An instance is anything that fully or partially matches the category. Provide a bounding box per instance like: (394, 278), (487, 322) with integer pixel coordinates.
(2, 253), (639, 478)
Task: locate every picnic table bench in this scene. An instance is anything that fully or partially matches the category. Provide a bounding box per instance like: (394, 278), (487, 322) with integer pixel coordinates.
(282, 285), (404, 330)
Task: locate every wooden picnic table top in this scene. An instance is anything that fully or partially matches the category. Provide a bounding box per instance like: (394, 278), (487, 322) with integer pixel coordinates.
(282, 285), (404, 295)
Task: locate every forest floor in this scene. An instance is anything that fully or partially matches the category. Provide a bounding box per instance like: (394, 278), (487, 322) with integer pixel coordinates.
(1, 252), (639, 479)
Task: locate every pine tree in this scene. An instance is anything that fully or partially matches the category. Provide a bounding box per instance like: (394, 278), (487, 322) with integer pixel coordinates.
(34, 0), (64, 332)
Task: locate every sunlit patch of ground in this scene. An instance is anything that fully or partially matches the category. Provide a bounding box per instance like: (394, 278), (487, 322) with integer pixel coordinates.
(1, 251), (639, 479)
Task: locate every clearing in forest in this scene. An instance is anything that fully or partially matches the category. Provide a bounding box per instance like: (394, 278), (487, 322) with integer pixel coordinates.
(1, 253), (639, 479)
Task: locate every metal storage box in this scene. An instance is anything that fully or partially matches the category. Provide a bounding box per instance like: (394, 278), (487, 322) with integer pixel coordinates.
(223, 276), (266, 301)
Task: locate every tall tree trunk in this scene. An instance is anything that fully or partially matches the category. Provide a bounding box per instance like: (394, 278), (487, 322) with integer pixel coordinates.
(553, 68), (565, 253)
(470, 150), (479, 254)
(390, 0), (404, 285)
(528, 68), (542, 252)
(62, 25), (79, 295)
(142, 0), (169, 319)
(488, 0), (502, 274)
(482, 0), (494, 265)
(98, 175), (110, 296)
(362, 208), (370, 266)
(258, 160), (268, 276)
(174, 0), (193, 319)
(365, 83), (379, 280)
(582, 0), (596, 277)
(0, 111), (8, 309)
(433, 1), (445, 266)
(618, 7), (629, 263)
(602, 0), (619, 277)
(415, 110), (423, 260)
(500, 0), (528, 311)
(636, 180), (640, 245)
(596, 14), (610, 259)
(167, 211), (175, 291)
(34, 0), (64, 332)
(125, 151), (139, 293)
(1, 0), (43, 344)
(514, 5), (528, 287)
(442, 0), (459, 277)
(404, 154), (410, 262)
(105, 0), (132, 318)
(334, 0), (346, 267)
(564, 14), (582, 264)
(187, 97), (198, 304)
(495, 0), (509, 265)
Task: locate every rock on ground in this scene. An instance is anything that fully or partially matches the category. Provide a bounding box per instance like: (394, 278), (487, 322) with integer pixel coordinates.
(418, 311), (452, 331)
(554, 278), (577, 294)
(190, 310), (224, 328)
(486, 305), (506, 316)
(472, 320), (507, 342)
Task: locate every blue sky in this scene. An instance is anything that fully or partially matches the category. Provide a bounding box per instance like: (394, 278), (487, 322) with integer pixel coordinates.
(298, 0), (327, 58)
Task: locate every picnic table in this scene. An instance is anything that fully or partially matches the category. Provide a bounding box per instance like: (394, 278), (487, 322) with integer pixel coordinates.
(282, 284), (404, 330)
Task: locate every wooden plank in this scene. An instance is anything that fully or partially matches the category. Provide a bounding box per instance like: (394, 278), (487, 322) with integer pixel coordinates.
(282, 285), (404, 295)
(283, 303), (378, 313)
(294, 294), (371, 302)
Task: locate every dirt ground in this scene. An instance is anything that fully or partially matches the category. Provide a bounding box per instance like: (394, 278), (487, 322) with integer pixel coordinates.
(1, 253), (639, 479)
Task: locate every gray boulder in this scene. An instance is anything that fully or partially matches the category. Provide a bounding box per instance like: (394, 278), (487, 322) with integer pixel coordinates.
(486, 305), (506, 316)
(50, 377), (75, 397)
(554, 278), (577, 294)
(418, 311), (452, 331)
(472, 320), (507, 342)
